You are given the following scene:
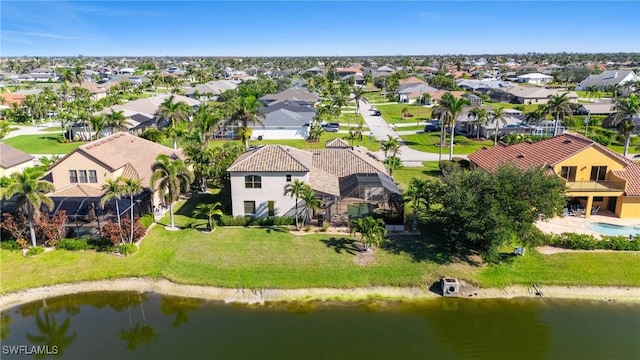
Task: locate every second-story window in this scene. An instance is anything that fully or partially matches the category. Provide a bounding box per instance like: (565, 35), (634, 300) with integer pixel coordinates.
(590, 166), (607, 181)
(79, 170), (88, 183)
(69, 170), (78, 183)
(245, 175), (262, 189)
(286, 174), (292, 182)
(89, 170), (98, 183)
(560, 166), (576, 182)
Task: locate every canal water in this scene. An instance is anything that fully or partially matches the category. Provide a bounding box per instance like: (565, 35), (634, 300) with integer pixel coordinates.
(1, 291), (639, 359)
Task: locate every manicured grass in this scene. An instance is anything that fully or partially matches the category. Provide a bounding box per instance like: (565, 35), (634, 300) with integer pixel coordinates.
(2, 196), (639, 293)
(377, 104), (433, 124)
(401, 133), (493, 154)
(392, 161), (440, 191)
(484, 102), (540, 113)
(1, 134), (86, 154)
(210, 132), (381, 152)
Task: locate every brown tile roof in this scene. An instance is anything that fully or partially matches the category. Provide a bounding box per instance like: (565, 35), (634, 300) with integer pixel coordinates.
(399, 76), (426, 85)
(0, 143), (34, 169)
(0, 93), (25, 105)
(309, 148), (388, 177)
(49, 132), (182, 189)
(468, 133), (640, 196)
(49, 184), (104, 198)
(227, 145), (310, 172)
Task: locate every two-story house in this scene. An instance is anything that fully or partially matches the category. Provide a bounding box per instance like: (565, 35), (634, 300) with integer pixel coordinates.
(227, 140), (401, 222)
(468, 133), (640, 218)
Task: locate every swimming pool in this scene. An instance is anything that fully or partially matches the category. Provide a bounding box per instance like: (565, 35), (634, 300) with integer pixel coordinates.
(587, 222), (640, 236)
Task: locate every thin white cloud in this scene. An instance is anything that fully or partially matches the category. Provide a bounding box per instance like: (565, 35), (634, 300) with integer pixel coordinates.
(0, 36), (35, 45)
(3, 30), (102, 42)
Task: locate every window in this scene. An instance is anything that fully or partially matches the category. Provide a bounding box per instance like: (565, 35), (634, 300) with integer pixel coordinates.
(69, 170), (78, 183)
(79, 170), (88, 183)
(286, 174), (292, 182)
(560, 166), (577, 182)
(593, 197), (604, 202)
(89, 170), (98, 183)
(245, 175), (262, 188)
(268, 201), (275, 217)
(590, 166), (607, 181)
(244, 201), (256, 215)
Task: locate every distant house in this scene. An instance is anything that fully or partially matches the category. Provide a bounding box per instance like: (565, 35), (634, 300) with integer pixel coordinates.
(577, 70), (639, 90)
(506, 86), (578, 105)
(259, 88), (321, 107)
(0, 143), (35, 177)
(43, 132), (184, 219)
(226, 144), (400, 223)
(184, 80), (237, 101)
(516, 73), (553, 84)
(469, 133), (640, 219)
(336, 68), (363, 77)
(462, 93), (483, 106)
(255, 103), (316, 140)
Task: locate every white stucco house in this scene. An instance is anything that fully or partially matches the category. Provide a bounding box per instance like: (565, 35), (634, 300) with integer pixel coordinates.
(577, 70), (639, 90)
(227, 140), (401, 222)
(516, 73), (553, 84)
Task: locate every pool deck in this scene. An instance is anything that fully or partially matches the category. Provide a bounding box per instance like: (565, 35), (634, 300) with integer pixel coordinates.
(535, 210), (640, 238)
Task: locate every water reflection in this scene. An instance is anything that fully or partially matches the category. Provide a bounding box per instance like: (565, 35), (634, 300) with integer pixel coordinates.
(2, 293), (638, 360)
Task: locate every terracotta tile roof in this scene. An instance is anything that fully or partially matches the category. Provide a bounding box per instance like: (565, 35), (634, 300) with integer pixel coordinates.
(49, 184), (104, 198)
(0, 143), (34, 169)
(0, 93), (25, 105)
(468, 133), (640, 196)
(325, 138), (350, 148)
(309, 148), (388, 177)
(399, 76), (426, 85)
(227, 145), (310, 172)
(48, 132), (183, 189)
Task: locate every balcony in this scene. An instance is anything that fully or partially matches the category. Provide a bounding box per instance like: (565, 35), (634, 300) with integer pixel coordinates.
(565, 180), (626, 192)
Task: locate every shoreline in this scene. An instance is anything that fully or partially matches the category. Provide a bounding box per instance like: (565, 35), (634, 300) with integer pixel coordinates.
(1, 278), (639, 311)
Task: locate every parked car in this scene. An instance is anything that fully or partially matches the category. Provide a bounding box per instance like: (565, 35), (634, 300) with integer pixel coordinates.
(322, 125), (339, 132)
(323, 122), (339, 128)
(424, 123), (440, 132)
(372, 110), (381, 116)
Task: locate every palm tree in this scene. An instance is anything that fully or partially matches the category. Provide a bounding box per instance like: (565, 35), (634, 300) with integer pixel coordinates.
(545, 93), (573, 137)
(467, 107), (489, 139)
(404, 178), (428, 231)
(383, 156), (403, 176)
(283, 179), (307, 230)
(105, 110), (128, 135)
(432, 92), (469, 160)
(331, 93), (349, 117)
(121, 178), (143, 244)
(150, 154), (194, 229)
(381, 135), (400, 158)
(228, 95), (265, 150)
(524, 104), (548, 127)
(490, 107), (509, 145)
(350, 216), (386, 251)
(156, 95), (193, 149)
(299, 187), (320, 225)
(3, 170), (55, 247)
(100, 178), (125, 237)
(612, 94), (640, 157)
(194, 202), (223, 232)
(351, 86), (369, 115)
(343, 129), (359, 147)
(89, 114), (105, 139)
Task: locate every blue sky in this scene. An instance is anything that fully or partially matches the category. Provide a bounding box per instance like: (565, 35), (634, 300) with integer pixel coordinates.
(2, 1), (639, 56)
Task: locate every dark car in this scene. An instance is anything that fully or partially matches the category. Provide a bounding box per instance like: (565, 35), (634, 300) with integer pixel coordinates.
(372, 110), (381, 116)
(569, 103), (589, 115)
(424, 123), (440, 132)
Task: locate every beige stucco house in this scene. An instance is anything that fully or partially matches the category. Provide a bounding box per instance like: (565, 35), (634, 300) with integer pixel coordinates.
(0, 143), (35, 177)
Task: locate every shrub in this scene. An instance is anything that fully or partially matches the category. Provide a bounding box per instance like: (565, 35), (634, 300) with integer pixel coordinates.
(439, 160), (459, 175)
(219, 215), (294, 227)
(587, 134), (611, 146)
(0, 240), (21, 251)
(26, 246), (45, 257)
(116, 244), (138, 256)
(320, 222), (330, 232)
(139, 213), (154, 228)
(303, 225), (312, 232)
(36, 211), (68, 247)
(100, 217), (147, 245)
(87, 237), (115, 252)
(16, 238), (29, 249)
(546, 233), (640, 251)
(57, 238), (91, 251)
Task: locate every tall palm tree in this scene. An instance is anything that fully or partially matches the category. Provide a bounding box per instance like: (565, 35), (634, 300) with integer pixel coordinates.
(331, 93), (349, 117)
(467, 107), (489, 139)
(191, 104), (223, 145)
(299, 187), (320, 225)
(104, 110), (127, 135)
(351, 86), (369, 115)
(3, 170), (55, 247)
(381, 135), (401, 158)
(383, 156), (403, 176)
(89, 114), (106, 139)
(524, 104), (548, 127)
(100, 178), (125, 236)
(151, 154), (194, 229)
(228, 95), (265, 150)
(432, 92), (470, 160)
(612, 94), (640, 156)
(121, 177), (143, 244)
(490, 107), (509, 145)
(283, 179), (307, 230)
(156, 95), (193, 149)
(545, 93), (573, 137)
(194, 202), (223, 232)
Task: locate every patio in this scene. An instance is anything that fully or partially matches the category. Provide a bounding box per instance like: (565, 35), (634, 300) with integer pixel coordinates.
(536, 210), (640, 238)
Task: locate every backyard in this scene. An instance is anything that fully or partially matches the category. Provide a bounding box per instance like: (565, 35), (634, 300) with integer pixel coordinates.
(376, 103), (433, 124)
(401, 132), (494, 154)
(1, 134), (86, 154)
(2, 194), (639, 294)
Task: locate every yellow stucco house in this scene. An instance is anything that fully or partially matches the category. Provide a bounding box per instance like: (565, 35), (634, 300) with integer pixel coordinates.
(469, 133), (640, 219)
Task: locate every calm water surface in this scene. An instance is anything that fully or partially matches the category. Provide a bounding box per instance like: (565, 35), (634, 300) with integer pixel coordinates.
(1, 292), (639, 359)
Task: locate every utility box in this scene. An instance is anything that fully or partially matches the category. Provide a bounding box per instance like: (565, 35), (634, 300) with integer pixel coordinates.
(514, 247), (526, 256)
(441, 278), (460, 297)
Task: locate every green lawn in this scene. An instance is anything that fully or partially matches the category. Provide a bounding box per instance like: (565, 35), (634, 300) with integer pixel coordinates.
(401, 133), (493, 154)
(2, 195), (639, 294)
(484, 102), (541, 113)
(209, 132), (381, 152)
(393, 161), (440, 191)
(377, 104), (433, 124)
(1, 134), (86, 154)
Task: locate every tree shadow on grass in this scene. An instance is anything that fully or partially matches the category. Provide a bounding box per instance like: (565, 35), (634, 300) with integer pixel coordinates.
(381, 235), (455, 264)
(265, 226), (289, 234)
(320, 237), (358, 255)
(422, 168), (441, 178)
